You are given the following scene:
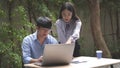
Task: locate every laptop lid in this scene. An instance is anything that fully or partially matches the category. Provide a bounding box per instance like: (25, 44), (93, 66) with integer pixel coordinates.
(41, 44), (75, 66)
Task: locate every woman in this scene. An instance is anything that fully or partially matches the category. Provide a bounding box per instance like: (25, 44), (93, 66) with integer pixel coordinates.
(55, 2), (82, 57)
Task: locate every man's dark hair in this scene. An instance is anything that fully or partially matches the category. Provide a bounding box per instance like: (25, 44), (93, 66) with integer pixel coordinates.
(36, 17), (52, 29)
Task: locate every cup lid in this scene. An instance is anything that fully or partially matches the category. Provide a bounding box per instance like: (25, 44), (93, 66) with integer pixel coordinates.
(96, 50), (102, 53)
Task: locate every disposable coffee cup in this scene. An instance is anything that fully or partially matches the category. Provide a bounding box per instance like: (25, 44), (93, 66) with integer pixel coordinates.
(96, 50), (102, 59)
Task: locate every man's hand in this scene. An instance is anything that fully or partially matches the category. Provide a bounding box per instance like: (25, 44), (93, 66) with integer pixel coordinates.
(30, 56), (43, 63)
(38, 56), (43, 62)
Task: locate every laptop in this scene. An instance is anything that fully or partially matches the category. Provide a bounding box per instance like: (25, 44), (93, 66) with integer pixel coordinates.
(34, 44), (75, 66)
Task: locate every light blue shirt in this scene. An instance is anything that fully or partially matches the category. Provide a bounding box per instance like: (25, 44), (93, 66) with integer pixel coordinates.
(22, 31), (58, 64)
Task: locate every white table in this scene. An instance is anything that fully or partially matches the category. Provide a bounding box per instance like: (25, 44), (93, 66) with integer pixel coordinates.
(24, 56), (120, 68)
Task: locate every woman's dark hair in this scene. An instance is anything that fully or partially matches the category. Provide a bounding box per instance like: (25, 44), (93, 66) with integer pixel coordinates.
(58, 2), (79, 20)
(36, 17), (52, 29)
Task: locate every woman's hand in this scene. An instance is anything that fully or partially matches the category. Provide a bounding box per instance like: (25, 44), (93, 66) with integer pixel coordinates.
(65, 37), (72, 44)
(66, 36), (76, 44)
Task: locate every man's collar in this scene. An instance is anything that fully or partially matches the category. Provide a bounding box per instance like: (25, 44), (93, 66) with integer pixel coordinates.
(33, 31), (38, 41)
(33, 30), (49, 41)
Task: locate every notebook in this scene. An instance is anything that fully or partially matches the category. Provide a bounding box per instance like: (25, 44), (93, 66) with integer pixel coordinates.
(34, 44), (75, 66)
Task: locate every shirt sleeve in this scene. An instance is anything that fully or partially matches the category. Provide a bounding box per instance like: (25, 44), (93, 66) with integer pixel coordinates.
(71, 20), (82, 40)
(55, 20), (66, 43)
(50, 36), (58, 44)
(22, 37), (32, 64)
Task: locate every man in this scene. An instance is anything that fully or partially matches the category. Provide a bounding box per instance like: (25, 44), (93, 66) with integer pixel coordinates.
(22, 17), (58, 64)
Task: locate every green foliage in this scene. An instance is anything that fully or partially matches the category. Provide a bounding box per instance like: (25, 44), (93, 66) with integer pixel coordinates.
(101, 0), (120, 10)
(0, 10), (6, 17)
(0, 5), (32, 68)
(1, 42), (22, 68)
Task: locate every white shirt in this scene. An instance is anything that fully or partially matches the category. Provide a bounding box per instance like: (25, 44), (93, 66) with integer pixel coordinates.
(55, 19), (82, 43)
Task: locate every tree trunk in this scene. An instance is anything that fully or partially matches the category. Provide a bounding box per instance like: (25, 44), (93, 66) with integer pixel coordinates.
(116, 8), (120, 42)
(0, 54), (2, 67)
(103, 8), (107, 34)
(27, 0), (34, 33)
(109, 9), (115, 42)
(8, 0), (13, 41)
(88, 0), (112, 58)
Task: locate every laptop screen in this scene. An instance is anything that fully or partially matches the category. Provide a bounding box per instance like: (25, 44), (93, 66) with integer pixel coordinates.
(41, 44), (75, 66)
